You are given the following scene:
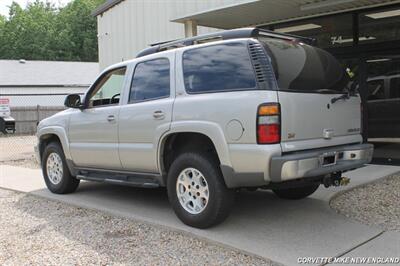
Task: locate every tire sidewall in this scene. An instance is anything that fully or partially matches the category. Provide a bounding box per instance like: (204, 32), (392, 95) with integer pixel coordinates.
(42, 142), (72, 193)
(167, 152), (227, 228)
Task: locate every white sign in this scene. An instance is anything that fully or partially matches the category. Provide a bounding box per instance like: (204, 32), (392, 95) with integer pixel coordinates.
(0, 98), (11, 118)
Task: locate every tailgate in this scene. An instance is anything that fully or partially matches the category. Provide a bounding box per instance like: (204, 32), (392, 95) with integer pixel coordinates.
(279, 91), (362, 152)
(258, 37), (363, 152)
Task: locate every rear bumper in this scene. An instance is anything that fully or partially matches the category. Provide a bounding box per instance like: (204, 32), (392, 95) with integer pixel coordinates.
(270, 143), (373, 182)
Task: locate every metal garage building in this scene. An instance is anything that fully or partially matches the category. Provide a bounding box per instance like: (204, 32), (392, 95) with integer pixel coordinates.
(0, 60), (99, 134)
(92, 0), (246, 70)
(93, 0), (400, 69)
(0, 60), (99, 107)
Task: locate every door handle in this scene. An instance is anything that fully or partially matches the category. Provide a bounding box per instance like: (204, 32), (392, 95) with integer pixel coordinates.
(153, 111), (165, 119)
(107, 115), (116, 122)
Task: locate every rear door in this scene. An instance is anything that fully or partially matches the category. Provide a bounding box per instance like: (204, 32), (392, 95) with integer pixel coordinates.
(118, 54), (174, 173)
(259, 38), (362, 152)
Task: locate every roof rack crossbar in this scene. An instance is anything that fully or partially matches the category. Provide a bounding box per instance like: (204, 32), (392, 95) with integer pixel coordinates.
(136, 28), (316, 58)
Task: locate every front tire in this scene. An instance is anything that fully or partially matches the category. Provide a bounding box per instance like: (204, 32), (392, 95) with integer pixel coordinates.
(272, 183), (319, 200)
(42, 142), (80, 194)
(167, 152), (234, 228)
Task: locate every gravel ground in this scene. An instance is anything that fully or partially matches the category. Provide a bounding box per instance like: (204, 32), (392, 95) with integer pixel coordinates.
(0, 154), (39, 169)
(0, 188), (277, 266)
(0, 135), (39, 169)
(330, 172), (400, 232)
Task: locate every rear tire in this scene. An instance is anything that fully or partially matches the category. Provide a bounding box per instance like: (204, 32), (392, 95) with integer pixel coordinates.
(42, 142), (80, 194)
(272, 183), (319, 200)
(167, 152), (234, 228)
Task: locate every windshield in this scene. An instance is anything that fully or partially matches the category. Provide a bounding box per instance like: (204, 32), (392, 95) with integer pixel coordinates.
(259, 37), (349, 93)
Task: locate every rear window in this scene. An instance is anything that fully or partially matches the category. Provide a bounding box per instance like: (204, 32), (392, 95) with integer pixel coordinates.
(182, 43), (256, 94)
(259, 38), (348, 93)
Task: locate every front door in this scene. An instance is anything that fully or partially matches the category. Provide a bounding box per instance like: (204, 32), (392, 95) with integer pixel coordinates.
(68, 67), (127, 169)
(118, 56), (174, 173)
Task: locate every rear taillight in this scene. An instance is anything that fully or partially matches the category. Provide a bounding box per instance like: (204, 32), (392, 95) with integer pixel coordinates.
(257, 103), (281, 144)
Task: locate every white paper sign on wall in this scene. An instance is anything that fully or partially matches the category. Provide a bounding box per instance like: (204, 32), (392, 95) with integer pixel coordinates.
(0, 98), (11, 118)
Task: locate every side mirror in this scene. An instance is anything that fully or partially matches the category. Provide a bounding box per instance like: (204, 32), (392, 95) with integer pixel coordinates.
(64, 94), (83, 109)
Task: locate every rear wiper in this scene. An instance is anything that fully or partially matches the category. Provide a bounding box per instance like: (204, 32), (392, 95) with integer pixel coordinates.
(331, 93), (350, 104)
(331, 87), (358, 104)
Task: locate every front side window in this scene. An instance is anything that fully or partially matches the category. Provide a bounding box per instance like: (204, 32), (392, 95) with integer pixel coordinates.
(183, 43), (256, 93)
(88, 67), (126, 107)
(129, 58), (170, 103)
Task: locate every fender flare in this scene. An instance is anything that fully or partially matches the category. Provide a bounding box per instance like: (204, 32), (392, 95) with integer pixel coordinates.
(157, 120), (232, 173)
(37, 126), (72, 161)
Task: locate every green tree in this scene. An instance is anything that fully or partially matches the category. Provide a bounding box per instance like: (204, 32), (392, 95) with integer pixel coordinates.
(55, 0), (104, 61)
(0, 0), (104, 62)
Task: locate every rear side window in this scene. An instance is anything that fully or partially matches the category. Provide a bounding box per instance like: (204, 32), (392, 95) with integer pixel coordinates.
(390, 78), (400, 98)
(259, 38), (348, 93)
(129, 58), (170, 103)
(183, 43), (256, 93)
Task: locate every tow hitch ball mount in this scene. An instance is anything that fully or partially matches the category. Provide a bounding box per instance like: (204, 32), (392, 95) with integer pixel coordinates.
(322, 172), (350, 188)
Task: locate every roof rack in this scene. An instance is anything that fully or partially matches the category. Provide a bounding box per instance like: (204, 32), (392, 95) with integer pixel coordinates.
(136, 27), (316, 58)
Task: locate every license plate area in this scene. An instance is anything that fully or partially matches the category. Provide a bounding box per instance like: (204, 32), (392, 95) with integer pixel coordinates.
(320, 152), (337, 167)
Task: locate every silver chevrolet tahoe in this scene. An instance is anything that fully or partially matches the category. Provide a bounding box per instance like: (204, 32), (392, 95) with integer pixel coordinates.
(36, 28), (373, 228)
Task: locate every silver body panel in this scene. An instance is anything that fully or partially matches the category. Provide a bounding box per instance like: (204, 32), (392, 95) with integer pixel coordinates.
(278, 91), (362, 152)
(36, 38), (371, 188)
(68, 105), (122, 169)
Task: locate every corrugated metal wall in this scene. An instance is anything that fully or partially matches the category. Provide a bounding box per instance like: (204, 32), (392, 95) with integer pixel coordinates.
(97, 0), (244, 69)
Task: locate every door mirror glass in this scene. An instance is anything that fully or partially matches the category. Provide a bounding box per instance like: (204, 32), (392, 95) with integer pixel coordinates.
(64, 94), (82, 109)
